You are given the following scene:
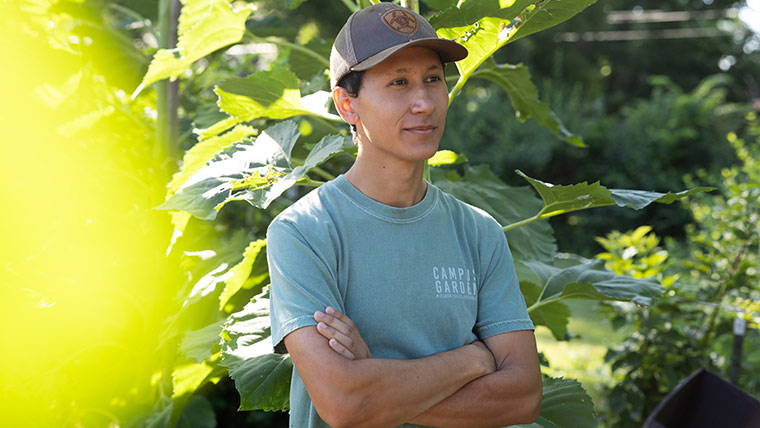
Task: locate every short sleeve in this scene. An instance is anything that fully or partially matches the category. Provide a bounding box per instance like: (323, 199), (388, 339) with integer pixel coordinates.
(267, 218), (344, 354)
(474, 219), (534, 339)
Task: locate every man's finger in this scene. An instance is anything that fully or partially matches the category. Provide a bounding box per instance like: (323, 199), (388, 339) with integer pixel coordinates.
(329, 338), (356, 360)
(316, 321), (354, 348)
(314, 310), (352, 336)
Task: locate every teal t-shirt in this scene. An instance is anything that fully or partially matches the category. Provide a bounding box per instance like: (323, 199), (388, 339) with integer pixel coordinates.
(267, 175), (533, 427)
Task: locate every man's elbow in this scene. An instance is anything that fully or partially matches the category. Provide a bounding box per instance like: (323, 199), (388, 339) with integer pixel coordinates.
(518, 382), (543, 424)
(314, 393), (375, 428)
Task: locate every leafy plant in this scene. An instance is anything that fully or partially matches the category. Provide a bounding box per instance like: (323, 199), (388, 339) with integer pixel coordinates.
(598, 112), (760, 428)
(129, 0), (715, 426)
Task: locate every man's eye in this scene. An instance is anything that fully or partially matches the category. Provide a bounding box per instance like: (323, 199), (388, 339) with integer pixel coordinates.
(390, 78), (406, 86)
(427, 75), (442, 83)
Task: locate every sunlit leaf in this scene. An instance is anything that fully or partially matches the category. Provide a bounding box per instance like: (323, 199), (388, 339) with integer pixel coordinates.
(428, 149), (468, 166)
(430, 0), (533, 29)
(437, 0), (596, 88)
(133, 0), (254, 97)
(179, 320), (225, 363)
(197, 68), (341, 139)
(172, 362), (214, 398)
(219, 239), (268, 309)
(473, 60), (584, 146)
(157, 121), (351, 219)
(168, 125), (258, 196)
(432, 165), (556, 261)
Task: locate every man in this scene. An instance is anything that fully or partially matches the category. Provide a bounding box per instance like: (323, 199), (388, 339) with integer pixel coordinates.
(266, 3), (541, 427)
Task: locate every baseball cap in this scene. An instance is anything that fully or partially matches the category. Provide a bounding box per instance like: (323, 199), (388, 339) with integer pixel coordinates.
(329, 2), (468, 88)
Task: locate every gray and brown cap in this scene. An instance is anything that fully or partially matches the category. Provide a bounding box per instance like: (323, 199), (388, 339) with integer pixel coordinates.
(330, 2), (468, 88)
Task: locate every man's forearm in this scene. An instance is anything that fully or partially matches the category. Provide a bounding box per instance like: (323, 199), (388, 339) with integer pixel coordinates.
(285, 327), (494, 428)
(408, 365), (542, 428)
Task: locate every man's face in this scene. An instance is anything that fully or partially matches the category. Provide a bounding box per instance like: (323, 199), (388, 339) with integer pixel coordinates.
(351, 46), (449, 165)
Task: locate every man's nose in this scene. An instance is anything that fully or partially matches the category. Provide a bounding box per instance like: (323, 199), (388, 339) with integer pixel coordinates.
(410, 85), (435, 114)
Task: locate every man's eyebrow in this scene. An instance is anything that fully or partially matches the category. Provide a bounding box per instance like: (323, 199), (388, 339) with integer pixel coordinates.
(392, 64), (443, 73)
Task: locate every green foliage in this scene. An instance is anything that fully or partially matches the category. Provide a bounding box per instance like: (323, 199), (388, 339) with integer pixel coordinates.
(134, 0), (255, 96)
(17, 0), (747, 426)
(597, 120), (760, 426)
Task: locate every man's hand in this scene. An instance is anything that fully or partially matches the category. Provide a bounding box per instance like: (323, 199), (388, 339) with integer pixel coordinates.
(314, 306), (371, 360)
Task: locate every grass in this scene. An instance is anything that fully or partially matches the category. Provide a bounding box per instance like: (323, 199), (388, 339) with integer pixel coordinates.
(535, 300), (631, 415)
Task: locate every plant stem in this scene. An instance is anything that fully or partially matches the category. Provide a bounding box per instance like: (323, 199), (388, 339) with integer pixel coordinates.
(448, 77), (467, 105)
(502, 213), (543, 233)
(311, 166), (336, 181)
(299, 176), (326, 187)
(699, 243), (750, 347)
(244, 30), (329, 66)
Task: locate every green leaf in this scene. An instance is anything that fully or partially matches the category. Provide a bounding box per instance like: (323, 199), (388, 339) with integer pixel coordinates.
(431, 165), (556, 261)
(133, 0), (254, 96)
(219, 239), (268, 309)
(517, 377), (597, 428)
(609, 187), (716, 209)
(473, 60), (584, 146)
(437, 0), (597, 103)
(169, 125), (258, 196)
(519, 258), (664, 339)
(197, 68), (341, 139)
(227, 353), (293, 412)
(157, 121), (352, 220)
(428, 149), (468, 166)
(179, 320), (225, 363)
(220, 290), (292, 411)
(517, 170), (715, 220)
(172, 362), (214, 398)
(430, 0), (534, 29)
(288, 38), (331, 81)
(220, 289), (273, 362)
(520, 281), (571, 339)
(177, 395), (216, 428)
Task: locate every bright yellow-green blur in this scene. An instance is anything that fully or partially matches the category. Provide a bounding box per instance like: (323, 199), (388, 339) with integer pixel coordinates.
(1, 2), (180, 426)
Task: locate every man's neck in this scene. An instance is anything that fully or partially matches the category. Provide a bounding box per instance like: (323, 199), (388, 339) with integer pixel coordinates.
(344, 158), (428, 208)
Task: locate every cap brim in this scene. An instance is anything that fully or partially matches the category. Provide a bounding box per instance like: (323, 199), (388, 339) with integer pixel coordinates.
(351, 38), (468, 72)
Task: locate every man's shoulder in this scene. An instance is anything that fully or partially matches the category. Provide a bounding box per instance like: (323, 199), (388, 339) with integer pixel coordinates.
(268, 178), (344, 235)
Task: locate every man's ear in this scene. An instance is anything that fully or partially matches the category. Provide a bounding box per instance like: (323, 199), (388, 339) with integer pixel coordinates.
(332, 86), (358, 125)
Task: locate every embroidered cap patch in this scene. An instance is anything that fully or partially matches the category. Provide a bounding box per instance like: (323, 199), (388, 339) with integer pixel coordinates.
(381, 9), (418, 35)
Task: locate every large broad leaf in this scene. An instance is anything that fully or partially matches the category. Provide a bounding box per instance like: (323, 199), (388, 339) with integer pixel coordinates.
(430, 0), (535, 29)
(168, 125), (257, 196)
(156, 121), (353, 220)
(518, 258), (664, 340)
(219, 239), (268, 310)
(179, 319), (225, 363)
(517, 170), (715, 221)
(198, 68), (340, 139)
(431, 165), (556, 262)
(472, 60), (584, 147)
(516, 377), (597, 428)
(220, 289), (292, 411)
(436, 0), (596, 95)
(172, 362), (215, 398)
(133, 0), (254, 97)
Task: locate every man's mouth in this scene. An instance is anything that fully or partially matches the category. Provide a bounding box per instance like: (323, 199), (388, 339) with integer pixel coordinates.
(404, 125), (437, 134)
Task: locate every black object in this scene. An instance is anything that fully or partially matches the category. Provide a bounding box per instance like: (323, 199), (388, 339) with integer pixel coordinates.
(643, 368), (760, 428)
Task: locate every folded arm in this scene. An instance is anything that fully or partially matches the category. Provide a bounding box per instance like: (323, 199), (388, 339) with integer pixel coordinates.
(284, 322), (495, 428)
(316, 307), (542, 428)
